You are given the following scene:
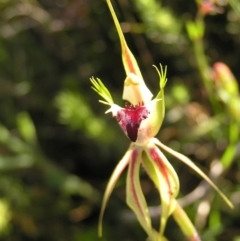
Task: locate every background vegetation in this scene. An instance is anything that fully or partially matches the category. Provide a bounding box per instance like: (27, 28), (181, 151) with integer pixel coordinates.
(0, 0), (240, 240)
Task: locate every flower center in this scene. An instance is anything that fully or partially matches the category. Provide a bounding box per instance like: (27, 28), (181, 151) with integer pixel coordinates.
(117, 103), (149, 142)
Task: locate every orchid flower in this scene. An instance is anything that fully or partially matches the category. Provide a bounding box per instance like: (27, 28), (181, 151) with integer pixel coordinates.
(90, 1), (233, 241)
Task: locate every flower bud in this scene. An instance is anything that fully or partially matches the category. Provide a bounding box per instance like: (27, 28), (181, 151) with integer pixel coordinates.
(212, 62), (239, 101)
(198, 0), (223, 16)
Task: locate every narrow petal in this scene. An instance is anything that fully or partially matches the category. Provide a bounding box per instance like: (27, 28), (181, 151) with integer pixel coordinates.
(150, 65), (168, 135)
(105, 0), (153, 105)
(173, 202), (201, 241)
(106, 0), (142, 78)
(153, 138), (233, 209)
(143, 144), (179, 238)
(98, 144), (133, 236)
(135, 65), (167, 142)
(126, 148), (154, 240)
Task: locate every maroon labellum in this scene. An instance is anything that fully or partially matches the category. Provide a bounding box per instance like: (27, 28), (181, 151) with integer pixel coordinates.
(117, 103), (149, 142)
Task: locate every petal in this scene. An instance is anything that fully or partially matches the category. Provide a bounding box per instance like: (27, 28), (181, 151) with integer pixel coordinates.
(106, 0), (142, 78)
(153, 138), (233, 209)
(105, 0), (153, 105)
(122, 73), (153, 105)
(133, 65), (167, 144)
(150, 65), (168, 135)
(98, 144), (133, 236)
(143, 143), (179, 238)
(126, 148), (154, 240)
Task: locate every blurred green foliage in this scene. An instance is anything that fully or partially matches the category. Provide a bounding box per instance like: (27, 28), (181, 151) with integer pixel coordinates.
(0, 0), (240, 241)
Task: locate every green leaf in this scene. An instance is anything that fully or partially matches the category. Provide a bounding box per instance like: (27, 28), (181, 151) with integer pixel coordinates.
(186, 20), (204, 41)
(16, 112), (37, 144)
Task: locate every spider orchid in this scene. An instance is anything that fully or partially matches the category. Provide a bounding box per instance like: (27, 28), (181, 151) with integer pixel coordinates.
(90, 1), (233, 240)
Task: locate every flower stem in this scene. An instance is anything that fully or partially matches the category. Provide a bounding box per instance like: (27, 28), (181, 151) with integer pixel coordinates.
(172, 202), (201, 241)
(187, 14), (221, 113)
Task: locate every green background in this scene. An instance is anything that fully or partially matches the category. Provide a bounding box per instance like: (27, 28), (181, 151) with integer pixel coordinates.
(0, 0), (240, 240)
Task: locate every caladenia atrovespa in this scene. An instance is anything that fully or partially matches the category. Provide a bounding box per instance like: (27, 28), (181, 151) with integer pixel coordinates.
(90, 1), (234, 241)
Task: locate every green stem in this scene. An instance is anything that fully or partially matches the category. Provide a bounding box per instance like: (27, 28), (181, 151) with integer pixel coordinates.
(229, 0), (240, 17)
(188, 10), (221, 113)
(192, 25), (219, 112)
(221, 120), (239, 169)
(173, 202), (201, 241)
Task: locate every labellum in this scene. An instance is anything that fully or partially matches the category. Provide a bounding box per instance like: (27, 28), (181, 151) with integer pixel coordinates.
(117, 103), (149, 142)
